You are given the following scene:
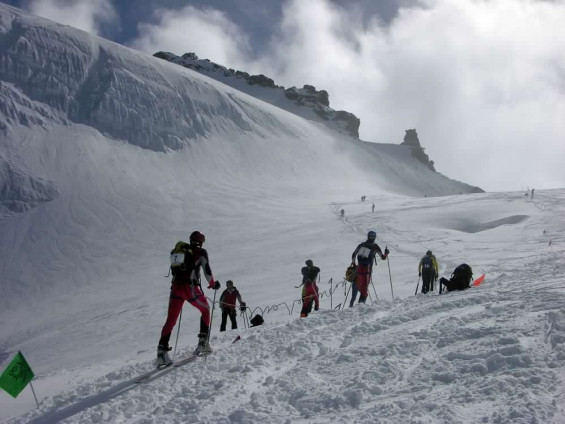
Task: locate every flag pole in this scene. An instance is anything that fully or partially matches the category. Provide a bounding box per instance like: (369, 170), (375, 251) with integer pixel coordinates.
(29, 380), (40, 408)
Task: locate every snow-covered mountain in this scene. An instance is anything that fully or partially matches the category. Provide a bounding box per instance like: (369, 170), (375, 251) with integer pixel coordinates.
(1, 4), (563, 423)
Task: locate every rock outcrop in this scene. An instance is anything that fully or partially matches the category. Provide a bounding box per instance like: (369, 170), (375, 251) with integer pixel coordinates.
(401, 129), (436, 172)
(154, 51), (360, 138)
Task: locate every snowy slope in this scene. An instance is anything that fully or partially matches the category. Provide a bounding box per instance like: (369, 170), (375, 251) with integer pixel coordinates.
(1, 4), (564, 423)
(4, 189), (565, 424)
(0, 2), (479, 306)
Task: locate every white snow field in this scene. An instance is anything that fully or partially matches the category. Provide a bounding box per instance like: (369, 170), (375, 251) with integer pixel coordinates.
(0, 4), (564, 423)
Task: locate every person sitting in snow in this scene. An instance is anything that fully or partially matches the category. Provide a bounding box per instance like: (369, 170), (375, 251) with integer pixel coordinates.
(439, 264), (473, 293)
(350, 231), (389, 305)
(219, 280), (246, 332)
(300, 259), (320, 317)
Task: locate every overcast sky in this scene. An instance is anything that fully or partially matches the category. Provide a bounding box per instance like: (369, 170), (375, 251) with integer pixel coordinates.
(6, 0), (565, 192)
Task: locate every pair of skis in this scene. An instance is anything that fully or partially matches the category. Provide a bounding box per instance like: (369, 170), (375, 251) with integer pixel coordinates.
(134, 352), (208, 384)
(135, 336), (239, 384)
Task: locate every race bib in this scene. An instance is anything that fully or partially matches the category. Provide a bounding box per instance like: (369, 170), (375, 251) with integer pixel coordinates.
(170, 253), (185, 266)
(357, 246), (372, 264)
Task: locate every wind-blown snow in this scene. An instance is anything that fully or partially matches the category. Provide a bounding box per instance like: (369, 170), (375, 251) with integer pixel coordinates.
(0, 4), (564, 423)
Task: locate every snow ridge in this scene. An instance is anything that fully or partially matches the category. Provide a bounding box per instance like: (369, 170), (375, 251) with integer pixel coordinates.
(154, 51), (361, 139)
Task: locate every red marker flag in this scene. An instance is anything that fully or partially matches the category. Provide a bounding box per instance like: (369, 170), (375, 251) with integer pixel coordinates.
(473, 274), (486, 286)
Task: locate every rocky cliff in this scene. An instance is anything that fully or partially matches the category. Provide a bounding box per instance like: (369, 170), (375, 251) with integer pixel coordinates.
(154, 52), (361, 138)
(401, 129), (436, 172)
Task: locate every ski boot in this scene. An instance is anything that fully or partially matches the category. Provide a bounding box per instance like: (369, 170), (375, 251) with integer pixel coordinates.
(193, 334), (213, 356)
(156, 344), (173, 367)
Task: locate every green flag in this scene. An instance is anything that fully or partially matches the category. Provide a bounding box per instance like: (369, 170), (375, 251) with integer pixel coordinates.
(0, 351), (35, 398)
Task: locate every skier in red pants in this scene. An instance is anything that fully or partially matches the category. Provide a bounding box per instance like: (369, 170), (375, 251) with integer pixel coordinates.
(157, 231), (220, 366)
(219, 280), (246, 331)
(350, 231), (389, 305)
(300, 259), (320, 317)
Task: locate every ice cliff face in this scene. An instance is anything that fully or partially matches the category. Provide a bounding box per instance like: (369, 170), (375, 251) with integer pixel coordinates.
(153, 51), (361, 138)
(0, 5), (299, 152)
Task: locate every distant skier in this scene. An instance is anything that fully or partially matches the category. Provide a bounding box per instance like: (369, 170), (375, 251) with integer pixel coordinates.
(531, 188), (535, 199)
(157, 231), (220, 366)
(372, 203), (375, 213)
(418, 250), (439, 294)
(300, 259), (320, 317)
(219, 280), (246, 331)
(340, 209), (345, 217)
(350, 231), (389, 305)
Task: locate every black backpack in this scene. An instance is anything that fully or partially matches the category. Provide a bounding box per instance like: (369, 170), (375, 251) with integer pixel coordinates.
(303, 266), (320, 282)
(421, 255), (433, 271)
(250, 315), (264, 327)
(452, 263), (473, 284)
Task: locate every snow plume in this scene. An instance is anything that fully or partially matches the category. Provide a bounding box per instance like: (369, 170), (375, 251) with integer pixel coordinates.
(131, 0), (565, 191)
(28, 0), (117, 36)
(131, 5), (252, 70)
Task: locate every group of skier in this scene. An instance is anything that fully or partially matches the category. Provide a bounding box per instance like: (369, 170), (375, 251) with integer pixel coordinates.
(156, 228), (471, 367)
(155, 229), (390, 366)
(299, 230), (391, 314)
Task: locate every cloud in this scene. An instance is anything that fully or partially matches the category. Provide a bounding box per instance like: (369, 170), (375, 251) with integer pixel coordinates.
(28, 0), (117, 36)
(130, 6), (251, 68)
(130, 0), (565, 191)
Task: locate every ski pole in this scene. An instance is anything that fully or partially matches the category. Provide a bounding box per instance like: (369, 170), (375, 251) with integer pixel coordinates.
(329, 278), (333, 309)
(245, 309), (251, 328)
(370, 275), (379, 301)
(342, 283), (351, 310)
(241, 308), (248, 329)
(172, 307), (183, 361)
(414, 276), (420, 296)
(386, 251), (395, 302)
(205, 288), (218, 363)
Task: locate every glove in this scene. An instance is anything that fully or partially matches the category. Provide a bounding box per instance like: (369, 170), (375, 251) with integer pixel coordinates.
(314, 306), (319, 311)
(384, 248), (390, 255)
(240, 302), (247, 312)
(209, 281), (221, 290)
(418, 272), (421, 277)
